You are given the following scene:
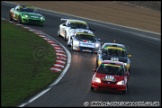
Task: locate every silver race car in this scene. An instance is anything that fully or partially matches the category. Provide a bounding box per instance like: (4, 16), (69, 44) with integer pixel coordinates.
(70, 32), (101, 53)
(57, 18), (95, 45)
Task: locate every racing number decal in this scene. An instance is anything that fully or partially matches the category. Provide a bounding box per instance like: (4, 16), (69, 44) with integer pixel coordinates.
(111, 57), (119, 61)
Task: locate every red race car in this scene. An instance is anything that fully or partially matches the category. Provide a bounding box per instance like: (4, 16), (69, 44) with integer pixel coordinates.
(91, 60), (130, 94)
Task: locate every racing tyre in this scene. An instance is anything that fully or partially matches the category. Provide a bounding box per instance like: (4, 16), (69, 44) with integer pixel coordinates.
(71, 40), (74, 50)
(91, 86), (95, 91)
(91, 86), (97, 92)
(9, 13), (13, 21)
(67, 40), (71, 47)
(96, 58), (98, 69)
(18, 16), (22, 24)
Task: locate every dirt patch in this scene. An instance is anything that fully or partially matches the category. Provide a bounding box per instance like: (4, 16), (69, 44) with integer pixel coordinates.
(11, 1), (160, 33)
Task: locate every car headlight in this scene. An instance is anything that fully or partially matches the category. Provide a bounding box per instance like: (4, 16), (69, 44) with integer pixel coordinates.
(95, 43), (100, 48)
(124, 63), (130, 67)
(93, 77), (101, 83)
(40, 16), (44, 20)
(25, 15), (28, 18)
(73, 40), (80, 45)
(117, 80), (125, 85)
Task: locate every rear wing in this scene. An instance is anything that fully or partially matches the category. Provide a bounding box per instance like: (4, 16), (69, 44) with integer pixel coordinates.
(61, 18), (69, 21)
(61, 18), (85, 22)
(61, 18), (66, 21)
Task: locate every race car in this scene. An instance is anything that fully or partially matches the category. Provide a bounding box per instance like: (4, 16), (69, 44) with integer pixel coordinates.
(91, 60), (130, 94)
(96, 42), (132, 72)
(57, 18), (95, 42)
(9, 5), (45, 26)
(70, 32), (101, 53)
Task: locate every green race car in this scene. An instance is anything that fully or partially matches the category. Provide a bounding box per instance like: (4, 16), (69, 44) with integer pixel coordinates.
(9, 5), (45, 26)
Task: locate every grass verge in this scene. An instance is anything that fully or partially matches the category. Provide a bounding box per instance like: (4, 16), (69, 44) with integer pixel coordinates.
(1, 20), (59, 107)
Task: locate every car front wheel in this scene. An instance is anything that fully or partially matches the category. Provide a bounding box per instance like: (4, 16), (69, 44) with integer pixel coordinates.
(18, 16), (22, 24)
(71, 40), (74, 50)
(9, 13), (13, 21)
(67, 39), (71, 47)
(91, 86), (94, 91)
(58, 28), (61, 37)
(96, 58), (98, 69)
(122, 84), (128, 94)
(91, 86), (97, 92)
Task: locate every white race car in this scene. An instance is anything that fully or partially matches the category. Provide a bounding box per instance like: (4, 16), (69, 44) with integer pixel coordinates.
(57, 18), (95, 45)
(70, 32), (101, 53)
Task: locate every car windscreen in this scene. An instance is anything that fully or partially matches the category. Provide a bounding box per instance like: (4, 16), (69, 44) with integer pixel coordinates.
(69, 22), (88, 29)
(20, 8), (38, 13)
(97, 64), (124, 76)
(76, 34), (96, 41)
(102, 49), (127, 57)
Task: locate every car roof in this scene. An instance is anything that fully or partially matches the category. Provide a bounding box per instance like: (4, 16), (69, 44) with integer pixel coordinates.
(101, 60), (124, 66)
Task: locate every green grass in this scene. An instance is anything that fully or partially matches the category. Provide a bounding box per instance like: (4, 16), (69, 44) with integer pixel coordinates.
(1, 20), (60, 107)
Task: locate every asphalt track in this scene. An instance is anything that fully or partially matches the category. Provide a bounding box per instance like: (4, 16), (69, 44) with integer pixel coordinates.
(1, 2), (161, 107)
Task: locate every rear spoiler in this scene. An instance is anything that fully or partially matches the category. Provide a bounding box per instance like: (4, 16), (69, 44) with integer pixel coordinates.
(61, 18), (85, 22)
(61, 18), (68, 21)
(61, 18), (76, 21)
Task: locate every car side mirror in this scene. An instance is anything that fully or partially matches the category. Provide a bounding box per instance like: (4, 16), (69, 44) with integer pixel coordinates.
(127, 54), (132, 58)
